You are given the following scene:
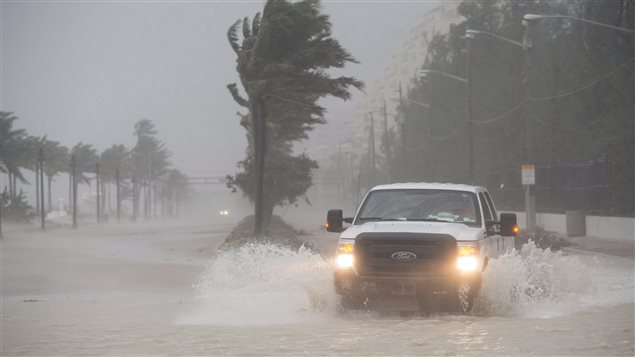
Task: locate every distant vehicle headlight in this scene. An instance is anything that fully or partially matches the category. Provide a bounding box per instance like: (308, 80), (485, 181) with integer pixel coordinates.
(219, 210), (229, 216)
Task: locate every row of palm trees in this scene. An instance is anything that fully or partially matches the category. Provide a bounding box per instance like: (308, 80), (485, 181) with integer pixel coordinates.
(1, 111), (190, 223)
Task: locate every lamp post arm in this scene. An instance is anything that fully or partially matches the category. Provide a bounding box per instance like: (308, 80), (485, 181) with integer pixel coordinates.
(404, 98), (431, 108)
(420, 69), (468, 84)
(467, 29), (526, 48)
(524, 14), (634, 34)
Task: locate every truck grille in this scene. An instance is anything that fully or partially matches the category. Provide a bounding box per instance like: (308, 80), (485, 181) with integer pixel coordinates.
(354, 232), (457, 276)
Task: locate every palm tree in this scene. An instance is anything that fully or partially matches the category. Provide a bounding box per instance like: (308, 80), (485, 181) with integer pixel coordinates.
(131, 119), (171, 219)
(35, 137), (69, 212)
(227, 0), (363, 234)
(100, 144), (130, 215)
(0, 112), (28, 198)
(163, 169), (189, 217)
(69, 143), (98, 218)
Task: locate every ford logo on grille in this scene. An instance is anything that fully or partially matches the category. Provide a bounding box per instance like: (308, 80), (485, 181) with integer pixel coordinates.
(391, 251), (417, 262)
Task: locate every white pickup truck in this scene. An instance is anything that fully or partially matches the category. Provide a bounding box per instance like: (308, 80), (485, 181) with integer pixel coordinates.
(326, 183), (518, 313)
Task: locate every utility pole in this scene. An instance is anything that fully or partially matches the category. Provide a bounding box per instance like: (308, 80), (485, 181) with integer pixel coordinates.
(71, 155), (77, 229)
(398, 83), (407, 181)
(338, 142), (343, 200)
(115, 169), (120, 223)
(383, 100), (391, 183)
(466, 32), (475, 184)
(368, 112), (376, 186)
(523, 18), (536, 231)
(35, 154), (40, 214)
(132, 176), (137, 222)
(39, 148), (45, 231)
(95, 163), (100, 223)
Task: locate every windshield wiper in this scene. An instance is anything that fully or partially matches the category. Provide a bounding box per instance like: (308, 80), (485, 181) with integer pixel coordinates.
(358, 217), (405, 222)
(406, 218), (453, 223)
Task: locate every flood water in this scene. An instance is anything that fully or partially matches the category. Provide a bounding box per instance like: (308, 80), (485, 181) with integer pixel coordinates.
(2, 223), (633, 355)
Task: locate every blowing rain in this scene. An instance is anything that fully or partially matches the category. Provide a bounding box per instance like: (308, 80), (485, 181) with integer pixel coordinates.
(1, 1), (633, 356)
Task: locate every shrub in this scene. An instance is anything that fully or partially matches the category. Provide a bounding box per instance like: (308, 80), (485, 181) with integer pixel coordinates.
(220, 215), (315, 251)
(1, 189), (36, 224)
(515, 225), (572, 250)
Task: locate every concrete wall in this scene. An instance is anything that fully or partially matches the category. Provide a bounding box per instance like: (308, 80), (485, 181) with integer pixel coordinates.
(504, 211), (634, 242)
(586, 215), (635, 241)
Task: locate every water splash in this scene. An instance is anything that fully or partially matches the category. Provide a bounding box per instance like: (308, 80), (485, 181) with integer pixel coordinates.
(473, 242), (596, 317)
(178, 243), (336, 326)
(179, 240), (632, 324)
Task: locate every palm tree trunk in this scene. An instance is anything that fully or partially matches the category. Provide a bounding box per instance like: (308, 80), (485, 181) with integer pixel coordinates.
(35, 167), (40, 213)
(254, 98), (267, 236)
(47, 175), (52, 212)
(68, 172), (72, 213)
(8, 172), (13, 199)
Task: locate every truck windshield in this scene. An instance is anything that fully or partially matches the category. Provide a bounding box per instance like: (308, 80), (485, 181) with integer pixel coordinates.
(355, 189), (481, 227)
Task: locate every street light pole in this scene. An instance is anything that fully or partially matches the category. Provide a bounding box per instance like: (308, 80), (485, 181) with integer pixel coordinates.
(466, 32), (474, 185)
(368, 112), (376, 186)
(466, 28), (534, 229)
(382, 101), (391, 183)
(523, 20), (536, 231)
(39, 148), (45, 231)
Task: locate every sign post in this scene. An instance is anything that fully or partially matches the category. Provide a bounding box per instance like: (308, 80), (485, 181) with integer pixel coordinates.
(521, 164), (536, 231)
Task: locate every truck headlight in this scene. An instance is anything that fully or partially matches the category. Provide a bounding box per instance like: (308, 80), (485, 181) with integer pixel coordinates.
(336, 253), (354, 268)
(336, 243), (354, 269)
(457, 256), (478, 272)
(457, 243), (479, 272)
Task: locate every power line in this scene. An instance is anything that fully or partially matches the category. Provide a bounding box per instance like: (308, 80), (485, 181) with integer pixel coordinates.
(530, 57), (634, 102)
(469, 100), (525, 125)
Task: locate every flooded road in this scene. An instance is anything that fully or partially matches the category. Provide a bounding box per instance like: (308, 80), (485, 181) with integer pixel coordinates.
(2, 222), (633, 355)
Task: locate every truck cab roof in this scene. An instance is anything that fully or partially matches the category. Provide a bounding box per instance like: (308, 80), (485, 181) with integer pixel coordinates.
(369, 182), (487, 194)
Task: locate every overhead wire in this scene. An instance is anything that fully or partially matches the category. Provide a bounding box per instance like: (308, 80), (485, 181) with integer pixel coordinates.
(529, 56), (634, 101)
(469, 100), (526, 125)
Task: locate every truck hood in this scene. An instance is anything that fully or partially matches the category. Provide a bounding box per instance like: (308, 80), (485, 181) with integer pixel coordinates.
(339, 221), (484, 241)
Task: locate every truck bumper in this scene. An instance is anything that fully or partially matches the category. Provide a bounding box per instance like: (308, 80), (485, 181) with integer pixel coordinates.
(334, 268), (481, 310)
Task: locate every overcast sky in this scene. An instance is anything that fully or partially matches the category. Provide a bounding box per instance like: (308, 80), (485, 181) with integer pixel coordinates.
(2, 0), (441, 178)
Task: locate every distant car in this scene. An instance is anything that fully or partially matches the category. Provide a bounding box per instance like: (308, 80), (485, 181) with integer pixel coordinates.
(219, 210), (230, 216)
(326, 182), (518, 313)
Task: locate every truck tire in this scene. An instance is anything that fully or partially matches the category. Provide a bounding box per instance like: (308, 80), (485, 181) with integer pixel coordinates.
(337, 294), (366, 311)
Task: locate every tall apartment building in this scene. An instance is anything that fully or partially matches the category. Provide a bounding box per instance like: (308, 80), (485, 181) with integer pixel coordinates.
(351, 3), (463, 150)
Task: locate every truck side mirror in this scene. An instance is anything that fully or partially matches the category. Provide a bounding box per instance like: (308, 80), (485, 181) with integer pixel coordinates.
(500, 213), (518, 236)
(326, 209), (344, 233)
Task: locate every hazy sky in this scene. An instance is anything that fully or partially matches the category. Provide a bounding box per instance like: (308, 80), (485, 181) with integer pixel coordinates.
(2, 0), (440, 178)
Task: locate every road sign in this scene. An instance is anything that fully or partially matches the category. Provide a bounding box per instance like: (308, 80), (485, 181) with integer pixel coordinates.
(521, 164), (535, 185)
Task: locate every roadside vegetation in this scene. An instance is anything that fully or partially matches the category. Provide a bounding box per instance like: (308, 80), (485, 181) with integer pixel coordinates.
(220, 215), (315, 251)
(0, 112), (190, 224)
(516, 226), (573, 251)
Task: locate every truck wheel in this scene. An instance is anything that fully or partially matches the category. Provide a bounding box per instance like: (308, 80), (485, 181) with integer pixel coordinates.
(337, 294), (366, 311)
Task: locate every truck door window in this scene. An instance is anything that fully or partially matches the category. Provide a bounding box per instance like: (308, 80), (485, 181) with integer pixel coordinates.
(479, 192), (493, 221)
(484, 192), (498, 220)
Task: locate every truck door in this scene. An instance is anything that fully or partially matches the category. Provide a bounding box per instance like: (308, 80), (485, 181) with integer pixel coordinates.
(478, 191), (501, 257)
(484, 191), (512, 253)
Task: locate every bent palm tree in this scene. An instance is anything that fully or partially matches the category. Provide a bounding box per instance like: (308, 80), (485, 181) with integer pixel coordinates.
(227, 0), (363, 234)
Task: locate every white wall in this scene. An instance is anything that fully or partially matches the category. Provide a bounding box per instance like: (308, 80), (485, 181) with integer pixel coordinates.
(504, 211), (634, 242)
(587, 215), (635, 241)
